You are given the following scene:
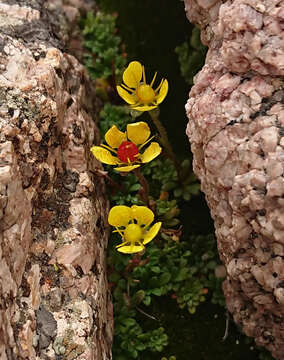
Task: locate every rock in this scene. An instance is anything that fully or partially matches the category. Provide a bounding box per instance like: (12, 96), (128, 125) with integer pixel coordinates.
(36, 306), (57, 350)
(0, 1), (113, 359)
(184, 0), (284, 358)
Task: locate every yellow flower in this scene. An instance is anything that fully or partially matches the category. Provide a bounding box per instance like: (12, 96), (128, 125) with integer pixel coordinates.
(108, 205), (162, 253)
(90, 121), (161, 172)
(117, 61), (168, 112)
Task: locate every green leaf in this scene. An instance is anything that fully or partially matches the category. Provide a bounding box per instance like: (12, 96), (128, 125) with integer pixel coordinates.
(143, 295), (151, 306)
(175, 268), (189, 282)
(131, 290), (145, 306)
(129, 183), (141, 192)
(151, 266), (161, 274)
(152, 288), (163, 296)
(173, 188), (182, 197)
(122, 318), (136, 327)
(159, 272), (171, 285)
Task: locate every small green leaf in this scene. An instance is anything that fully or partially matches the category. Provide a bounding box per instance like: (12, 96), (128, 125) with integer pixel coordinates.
(129, 183), (141, 192)
(151, 266), (161, 274)
(152, 288), (163, 296)
(143, 295), (151, 306)
(159, 272), (171, 285)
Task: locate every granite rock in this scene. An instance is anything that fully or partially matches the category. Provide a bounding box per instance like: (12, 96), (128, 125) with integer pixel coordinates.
(0, 1), (112, 359)
(184, 0), (284, 358)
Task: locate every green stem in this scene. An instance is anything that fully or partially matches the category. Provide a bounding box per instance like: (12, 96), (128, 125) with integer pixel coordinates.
(149, 109), (182, 181)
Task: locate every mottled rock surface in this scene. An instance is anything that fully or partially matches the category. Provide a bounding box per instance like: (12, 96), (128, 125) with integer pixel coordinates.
(0, 1), (113, 359)
(185, 0), (284, 359)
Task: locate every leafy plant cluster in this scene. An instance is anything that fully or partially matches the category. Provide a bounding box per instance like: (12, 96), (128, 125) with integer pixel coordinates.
(114, 306), (168, 359)
(108, 233), (224, 358)
(81, 10), (225, 360)
(82, 11), (126, 80)
(175, 27), (207, 85)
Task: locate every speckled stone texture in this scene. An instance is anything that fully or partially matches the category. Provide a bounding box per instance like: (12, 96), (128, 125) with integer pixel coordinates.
(0, 1), (112, 359)
(184, 0), (284, 358)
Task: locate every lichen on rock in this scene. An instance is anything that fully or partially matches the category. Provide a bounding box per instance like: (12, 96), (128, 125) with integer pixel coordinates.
(0, 1), (112, 359)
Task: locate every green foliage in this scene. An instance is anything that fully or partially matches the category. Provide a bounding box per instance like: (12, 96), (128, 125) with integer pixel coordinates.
(107, 232), (224, 357)
(156, 199), (180, 228)
(109, 250), (169, 359)
(175, 27), (207, 85)
(142, 158), (200, 202)
(109, 234), (223, 322)
(109, 171), (142, 206)
(114, 309), (168, 359)
(82, 11), (126, 80)
(99, 103), (133, 136)
(143, 158), (177, 192)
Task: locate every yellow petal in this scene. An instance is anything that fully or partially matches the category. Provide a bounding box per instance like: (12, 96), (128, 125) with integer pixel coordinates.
(123, 61), (142, 88)
(131, 205), (154, 227)
(90, 146), (118, 165)
(105, 125), (126, 148)
(116, 243), (144, 254)
(116, 86), (136, 104)
(131, 104), (157, 112)
(127, 122), (150, 145)
(143, 222), (162, 245)
(108, 205), (132, 227)
(114, 164), (140, 172)
(140, 142), (162, 163)
(155, 79), (168, 105)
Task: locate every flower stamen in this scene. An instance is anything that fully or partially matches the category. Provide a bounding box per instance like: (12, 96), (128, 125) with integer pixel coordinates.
(120, 83), (135, 93)
(150, 72), (157, 87)
(101, 144), (117, 154)
(142, 66), (146, 83)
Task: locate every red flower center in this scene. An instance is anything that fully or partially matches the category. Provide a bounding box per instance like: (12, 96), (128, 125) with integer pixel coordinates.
(117, 141), (139, 163)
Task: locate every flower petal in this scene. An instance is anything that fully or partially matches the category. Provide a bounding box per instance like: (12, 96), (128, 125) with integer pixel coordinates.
(105, 125), (126, 148)
(131, 104), (157, 112)
(116, 86), (137, 104)
(116, 243), (144, 254)
(114, 164), (140, 172)
(127, 122), (150, 145)
(108, 205), (132, 227)
(123, 61), (142, 88)
(155, 79), (168, 105)
(140, 142), (162, 163)
(131, 205), (154, 227)
(91, 146), (118, 165)
(143, 222), (162, 245)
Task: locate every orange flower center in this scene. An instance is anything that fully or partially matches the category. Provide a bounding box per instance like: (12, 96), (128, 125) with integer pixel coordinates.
(136, 84), (155, 104)
(117, 141), (139, 163)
